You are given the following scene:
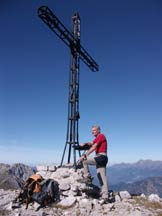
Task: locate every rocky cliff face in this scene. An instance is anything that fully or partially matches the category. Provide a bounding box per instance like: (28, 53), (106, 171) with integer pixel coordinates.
(0, 164), (162, 216)
(0, 163), (34, 190)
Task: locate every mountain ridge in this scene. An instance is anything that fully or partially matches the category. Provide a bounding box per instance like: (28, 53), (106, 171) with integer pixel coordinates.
(108, 159), (162, 185)
(111, 176), (162, 197)
(109, 159), (162, 169)
(0, 163), (34, 190)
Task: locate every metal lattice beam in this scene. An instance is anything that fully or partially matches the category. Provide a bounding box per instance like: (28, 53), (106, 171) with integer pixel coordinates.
(38, 6), (99, 72)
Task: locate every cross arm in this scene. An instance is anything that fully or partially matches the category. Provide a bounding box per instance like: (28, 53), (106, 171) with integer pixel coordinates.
(37, 6), (99, 72)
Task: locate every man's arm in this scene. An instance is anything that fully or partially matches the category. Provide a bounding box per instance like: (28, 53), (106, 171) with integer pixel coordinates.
(79, 143), (97, 161)
(85, 143), (97, 157)
(80, 142), (93, 147)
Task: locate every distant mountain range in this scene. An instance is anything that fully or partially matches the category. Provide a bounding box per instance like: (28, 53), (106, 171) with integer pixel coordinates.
(108, 159), (162, 185)
(111, 176), (162, 197)
(90, 159), (162, 197)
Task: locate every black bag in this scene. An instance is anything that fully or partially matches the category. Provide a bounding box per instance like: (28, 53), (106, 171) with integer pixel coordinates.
(31, 179), (60, 206)
(95, 155), (108, 168)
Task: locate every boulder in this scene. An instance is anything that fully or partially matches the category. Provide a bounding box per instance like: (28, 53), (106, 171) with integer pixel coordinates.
(148, 194), (161, 202)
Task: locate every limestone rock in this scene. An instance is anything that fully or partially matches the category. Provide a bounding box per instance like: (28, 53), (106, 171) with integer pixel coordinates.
(148, 193), (161, 202)
(119, 191), (131, 200)
(48, 165), (57, 172)
(59, 183), (70, 191)
(36, 165), (48, 171)
(57, 196), (76, 208)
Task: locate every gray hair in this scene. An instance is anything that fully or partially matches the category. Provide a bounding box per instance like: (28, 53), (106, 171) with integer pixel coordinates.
(92, 125), (101, 131)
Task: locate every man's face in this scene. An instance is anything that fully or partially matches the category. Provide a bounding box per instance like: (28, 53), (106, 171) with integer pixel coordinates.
(92, 127), (100, 137)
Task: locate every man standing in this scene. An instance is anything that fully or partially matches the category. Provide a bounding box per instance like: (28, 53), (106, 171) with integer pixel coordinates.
(79, 125), (108, 199)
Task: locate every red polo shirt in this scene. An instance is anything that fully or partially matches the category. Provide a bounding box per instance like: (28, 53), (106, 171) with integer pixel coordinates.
(93, 133), (107, 154)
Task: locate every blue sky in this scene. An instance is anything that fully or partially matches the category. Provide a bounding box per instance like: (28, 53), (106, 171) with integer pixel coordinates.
(0, 0), (162, 165)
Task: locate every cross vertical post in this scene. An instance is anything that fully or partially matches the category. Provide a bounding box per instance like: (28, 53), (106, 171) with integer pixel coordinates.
(61, 13), (81, 169)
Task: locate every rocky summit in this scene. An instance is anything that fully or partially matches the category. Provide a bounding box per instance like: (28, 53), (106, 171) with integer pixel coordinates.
(0, 164), (162, 216)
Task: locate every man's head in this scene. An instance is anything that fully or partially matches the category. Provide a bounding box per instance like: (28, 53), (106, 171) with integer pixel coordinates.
(91, 125), (101, 137)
